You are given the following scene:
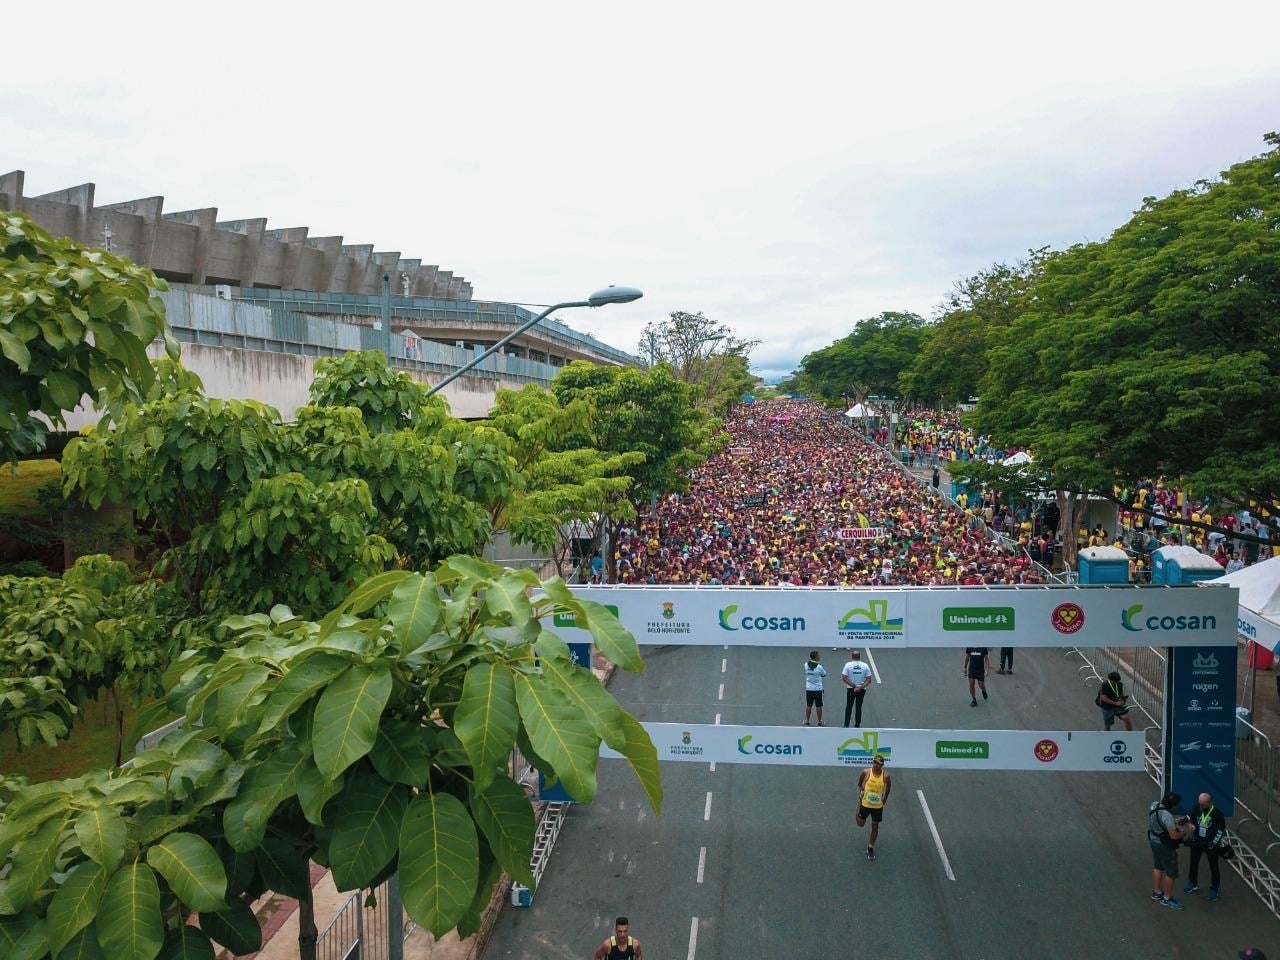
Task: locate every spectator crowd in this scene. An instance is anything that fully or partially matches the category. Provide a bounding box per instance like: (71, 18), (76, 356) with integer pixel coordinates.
(615, 400), (1048, 587)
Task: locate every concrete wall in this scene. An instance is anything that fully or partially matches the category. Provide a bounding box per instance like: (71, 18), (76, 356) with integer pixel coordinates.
(2, 168), (472, 299)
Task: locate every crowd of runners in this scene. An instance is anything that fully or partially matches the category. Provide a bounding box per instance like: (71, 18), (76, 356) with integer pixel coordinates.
(613, 399), (1047, 587)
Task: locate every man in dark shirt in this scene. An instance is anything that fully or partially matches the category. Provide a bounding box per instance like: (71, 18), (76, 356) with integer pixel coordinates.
(964, 647), (989, 707)
(1098, 671), (1133, 731)
(1184, 792), (1228, 902)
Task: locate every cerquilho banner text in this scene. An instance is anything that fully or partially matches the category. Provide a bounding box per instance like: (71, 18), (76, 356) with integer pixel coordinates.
(600, 723), (1146, 772)
(558, 584), (1238, 648)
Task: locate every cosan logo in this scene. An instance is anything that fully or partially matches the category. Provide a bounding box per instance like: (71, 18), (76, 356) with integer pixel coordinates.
(1120, 604), (1218, 633)
(718, 604), (807, 632)
(1105, 740), (1133, 764)
(737, 734), (803, 756)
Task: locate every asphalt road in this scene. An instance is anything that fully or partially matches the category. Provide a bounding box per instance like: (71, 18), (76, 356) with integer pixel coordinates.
(485, 643), (1278, 960)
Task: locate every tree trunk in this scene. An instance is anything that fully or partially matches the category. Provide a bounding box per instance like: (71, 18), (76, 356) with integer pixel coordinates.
(297, 889), (318, 960)
(1057, 490), (1085, 572)
(111, 687), (125, 768)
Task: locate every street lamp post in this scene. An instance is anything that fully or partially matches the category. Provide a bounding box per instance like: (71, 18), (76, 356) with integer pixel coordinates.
(424, 285), (643, 397)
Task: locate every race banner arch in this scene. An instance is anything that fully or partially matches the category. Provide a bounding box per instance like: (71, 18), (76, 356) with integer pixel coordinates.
(560, 584), (1238, 648)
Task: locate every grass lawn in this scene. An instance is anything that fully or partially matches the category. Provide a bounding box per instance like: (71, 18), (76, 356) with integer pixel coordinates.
(0, 694), (178, 784)
(0, 459), (61, 516)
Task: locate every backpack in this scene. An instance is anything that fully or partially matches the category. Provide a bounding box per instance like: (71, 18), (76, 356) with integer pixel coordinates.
(1149, 803), (1178, 848)
(1095, 689), (1104, 707)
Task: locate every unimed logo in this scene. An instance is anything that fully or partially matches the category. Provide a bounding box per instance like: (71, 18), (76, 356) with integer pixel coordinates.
(552, 604), (619, 628)
(935, 740), (990, 759)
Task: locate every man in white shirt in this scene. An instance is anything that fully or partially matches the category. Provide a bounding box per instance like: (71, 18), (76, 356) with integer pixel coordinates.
(841, 650), (873, 728)
(803, 651), (827, 726)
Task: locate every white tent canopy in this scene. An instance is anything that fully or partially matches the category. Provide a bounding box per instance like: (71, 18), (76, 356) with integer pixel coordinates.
(1002, 451), (1033, 466)
(1207, 555), (1280, 653)
(844, 404), (872, 418)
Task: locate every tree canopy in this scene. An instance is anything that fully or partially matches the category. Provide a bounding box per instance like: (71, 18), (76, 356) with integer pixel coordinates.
(972, 133), (1280, 506)
(0, 211), (177, 462)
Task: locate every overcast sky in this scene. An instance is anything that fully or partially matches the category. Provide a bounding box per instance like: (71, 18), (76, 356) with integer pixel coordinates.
(4, 1), (1278, 381)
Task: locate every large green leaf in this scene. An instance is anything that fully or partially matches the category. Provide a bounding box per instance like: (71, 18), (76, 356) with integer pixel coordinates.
(454, 663), (518, 790)
(58, 927), (107, 960)
(514, 673), (601, 803)
(312, 664), (392, 780)
(155, 927), (214, 960)
(296, 764), (344, 825)
(387, 572), (442, 648)
(576, 600), (643, 672)
(8, 812), (69, 909)
(223, 740), (310, 850)
(469, 776), (535, 887)
(254, 837), (310, 900)
(369, 720), (433, 786)
(198, 898), (260, 955)
(616, 712), (663, 815)
(45, 861), (107, 955)
(339, 570), (411, 615)
(398, 792), (478, 938)
(247, 652), (350, 747)
(328, 772), (409, 891)
(145, 833), (226, 913)
(540, 656), (627, 750)
(95, 863), (163, 960)
(455, 850), (501, 941)
(0, 914), (47, 960)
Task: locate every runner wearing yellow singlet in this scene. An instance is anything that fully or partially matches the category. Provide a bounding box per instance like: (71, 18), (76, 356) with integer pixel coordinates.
(855, 755), (892, 861)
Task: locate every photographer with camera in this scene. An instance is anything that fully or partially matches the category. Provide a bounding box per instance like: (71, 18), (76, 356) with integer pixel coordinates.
(1148, 792), (1196, 910)
(1098, 670), (1134, 731)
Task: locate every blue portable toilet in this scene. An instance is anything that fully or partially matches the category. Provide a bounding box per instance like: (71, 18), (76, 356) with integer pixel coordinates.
(1151, 545), (1224, 585)
(1077, 546), (1130, 585)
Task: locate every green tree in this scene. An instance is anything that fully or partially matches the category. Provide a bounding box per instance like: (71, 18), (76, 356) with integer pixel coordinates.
(0, 211), (178, 462)
(308, 350), (446, 434)
(487, 385), (642, 575)
(552, 362), (717, 581)
(973, 133), (1280, 522)
(900, 251), (1049, 406)
(0, 561), (661, 959)
(796, 312), (929, 407)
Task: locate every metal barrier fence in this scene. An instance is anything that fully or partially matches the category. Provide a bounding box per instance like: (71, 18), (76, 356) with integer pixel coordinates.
(314, 879), (409, 960)
(1069, 641), (1280, 917)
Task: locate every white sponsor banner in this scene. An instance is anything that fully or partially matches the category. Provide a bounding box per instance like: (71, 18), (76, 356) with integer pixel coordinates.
(601, 723), (1146, 771)
(560, 585), (1238, 648)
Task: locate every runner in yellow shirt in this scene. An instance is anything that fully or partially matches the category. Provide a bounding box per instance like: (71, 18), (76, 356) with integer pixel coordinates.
(856, 755), (892, 861)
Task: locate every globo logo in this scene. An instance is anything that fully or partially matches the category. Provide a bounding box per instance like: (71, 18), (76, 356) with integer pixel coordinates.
(1104, 739), (1133, 764)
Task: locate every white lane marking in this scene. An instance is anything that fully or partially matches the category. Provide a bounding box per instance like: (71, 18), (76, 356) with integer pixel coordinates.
(704, 792), (713, 821)
(917, 789), (956, 881)
(709, 761), (716, 772)
(718, 683), (724, 700)
(697, 846), (706, 883)
(721, 658), (727, 673)
(867, 648), (882, 684)
(723, 644), (728, 650)
(714, 713), (721, 725)
(687, 916), (700, 960)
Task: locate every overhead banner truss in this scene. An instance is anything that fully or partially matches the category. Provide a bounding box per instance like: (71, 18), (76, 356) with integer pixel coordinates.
(560, 584), (1238, 648)
(600, 723), (1146, 772)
